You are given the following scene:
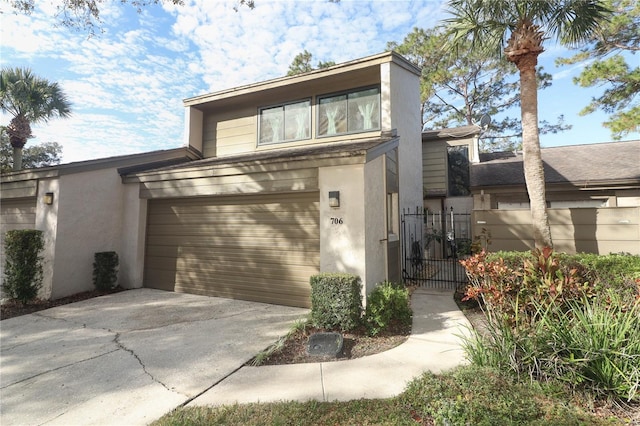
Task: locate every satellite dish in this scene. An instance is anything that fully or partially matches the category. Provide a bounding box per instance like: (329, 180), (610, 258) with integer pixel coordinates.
(479, 113), (492, 129)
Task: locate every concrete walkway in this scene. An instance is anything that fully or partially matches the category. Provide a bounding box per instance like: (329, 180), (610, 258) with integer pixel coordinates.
(190, 288), (472, 406)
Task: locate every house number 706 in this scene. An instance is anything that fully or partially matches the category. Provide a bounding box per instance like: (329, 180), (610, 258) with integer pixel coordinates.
(330, 217), (344, 225)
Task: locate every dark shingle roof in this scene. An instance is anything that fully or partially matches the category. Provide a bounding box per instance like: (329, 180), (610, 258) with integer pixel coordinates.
(471, 140), (640, 188)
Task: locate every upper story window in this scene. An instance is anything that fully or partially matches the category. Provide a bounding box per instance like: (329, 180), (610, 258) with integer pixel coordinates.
(259, 99), (311, 145)
(317, 86), (380, 137)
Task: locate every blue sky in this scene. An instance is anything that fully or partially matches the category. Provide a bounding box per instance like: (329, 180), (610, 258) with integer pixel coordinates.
(1, 0), (637, 163)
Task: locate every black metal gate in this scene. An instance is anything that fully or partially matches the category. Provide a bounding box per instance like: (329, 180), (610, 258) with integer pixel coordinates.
(401, 207), (471, 290)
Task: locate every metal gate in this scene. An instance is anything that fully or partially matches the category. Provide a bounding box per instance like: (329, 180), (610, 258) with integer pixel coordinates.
(401, 207), (471, 290)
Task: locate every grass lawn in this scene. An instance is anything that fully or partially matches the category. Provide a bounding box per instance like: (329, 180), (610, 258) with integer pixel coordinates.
(153, 365), (627, 425)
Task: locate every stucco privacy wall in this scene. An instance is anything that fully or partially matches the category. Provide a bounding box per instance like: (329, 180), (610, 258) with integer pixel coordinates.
(51, 168), (125, 298)
(472, 207), (640, 255)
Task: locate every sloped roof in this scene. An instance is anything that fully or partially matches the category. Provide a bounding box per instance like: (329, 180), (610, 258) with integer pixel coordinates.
(123, 135), (398, 180)
(422, 125), (481, 141)
(471, 140), (640, 188)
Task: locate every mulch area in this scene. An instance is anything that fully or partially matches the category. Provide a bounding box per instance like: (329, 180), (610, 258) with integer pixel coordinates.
(0, 287), (126, 320)
(249, 321), (411, 366)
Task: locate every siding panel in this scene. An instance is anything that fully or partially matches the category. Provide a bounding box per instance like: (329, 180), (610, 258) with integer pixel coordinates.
(144, 192), (320, 307)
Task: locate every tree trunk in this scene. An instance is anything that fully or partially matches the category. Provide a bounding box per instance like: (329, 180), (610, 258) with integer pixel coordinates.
(517, 54), (553, 249)
(12, 147), (23, 172)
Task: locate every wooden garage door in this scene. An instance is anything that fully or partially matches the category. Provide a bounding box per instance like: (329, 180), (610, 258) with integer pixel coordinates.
(144, 192), (319, 308)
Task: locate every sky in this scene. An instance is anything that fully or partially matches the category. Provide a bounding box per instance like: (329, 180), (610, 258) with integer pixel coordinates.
(1, 0), (637, 164)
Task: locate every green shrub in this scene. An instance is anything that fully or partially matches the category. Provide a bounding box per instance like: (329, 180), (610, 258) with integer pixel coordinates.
(3, 229), (44, 304)
(93, 251), (119, 291)
(364, 281), (412, 336)
(461, 248), (640, 402)
(310, 273), (362, 331)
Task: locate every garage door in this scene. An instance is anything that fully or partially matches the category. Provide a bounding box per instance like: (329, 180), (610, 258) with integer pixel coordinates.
(1, 198), (37, 288)
(144, 192), (320, 308)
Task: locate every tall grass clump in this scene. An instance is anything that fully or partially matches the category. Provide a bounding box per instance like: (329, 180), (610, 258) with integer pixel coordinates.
(537, 293), (640, 402)
(461, 248), (640, 402)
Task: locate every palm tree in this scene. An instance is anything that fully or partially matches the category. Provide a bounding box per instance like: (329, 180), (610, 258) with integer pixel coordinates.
(0, 67), (71, 171)
(444, 0), (610, 249)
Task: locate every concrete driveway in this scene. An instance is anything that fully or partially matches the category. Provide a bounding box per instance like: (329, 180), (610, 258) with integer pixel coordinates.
(0, 289), (308, 425)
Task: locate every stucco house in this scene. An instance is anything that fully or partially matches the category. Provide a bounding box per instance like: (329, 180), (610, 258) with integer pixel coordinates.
(470, 140), (640, 254)
(1, 52), (422, 308)
(0, 148), (199, 300)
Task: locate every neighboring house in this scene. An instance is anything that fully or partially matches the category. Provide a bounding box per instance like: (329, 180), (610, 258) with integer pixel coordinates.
(415, 125), (480, 260)
(1, 52), (423, 307)
(0, 148), (200, 300)
(422, 124), (481, 215)
(470, 140), (640, 254)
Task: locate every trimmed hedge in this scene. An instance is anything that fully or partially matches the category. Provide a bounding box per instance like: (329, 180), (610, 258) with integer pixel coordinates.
(3, 229), (44, 304)
(310, 273), (362, 331)
(93, 251), (119, 291)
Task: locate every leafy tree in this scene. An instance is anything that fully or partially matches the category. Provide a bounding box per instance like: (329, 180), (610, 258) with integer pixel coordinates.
(557, 0), (639, 139)
(0, 67), (71, 171)
(0, 127), (63, 173)
(287, 50), (335, 76)
(388, 27), (571, 152)
(445, 0), (611, 249)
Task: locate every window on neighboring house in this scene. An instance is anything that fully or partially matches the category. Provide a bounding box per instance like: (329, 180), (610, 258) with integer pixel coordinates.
(447, 145), (470, 196)
(317, 87), (380, 137)
(259, 99), (311, 145)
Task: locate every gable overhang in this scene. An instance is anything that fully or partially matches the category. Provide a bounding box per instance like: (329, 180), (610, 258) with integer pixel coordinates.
(184, 52), (420, 112)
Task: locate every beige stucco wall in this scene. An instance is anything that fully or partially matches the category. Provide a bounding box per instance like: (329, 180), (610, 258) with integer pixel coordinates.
(51, 168), (126, 298)
(184, 106), (204, 154)
(318, 164), (367, 297)
(382, 61), (422, 211)
(34, 178), (60, 299)
(363, 155), (387, 295)
(119, 183), (147, 289)
(472, 207), (640, 255)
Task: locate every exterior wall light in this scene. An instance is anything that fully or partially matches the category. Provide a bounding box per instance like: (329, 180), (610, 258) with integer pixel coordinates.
(44, 192), (54, 205)
(328, 191), (340, 208)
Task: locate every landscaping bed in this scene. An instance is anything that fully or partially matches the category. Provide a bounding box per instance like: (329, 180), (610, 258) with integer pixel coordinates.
(248, 322), (410, 366)
(0, 287), (126, 320)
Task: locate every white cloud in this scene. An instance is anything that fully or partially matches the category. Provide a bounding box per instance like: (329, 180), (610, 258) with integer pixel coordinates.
(1, 0), (629, 165)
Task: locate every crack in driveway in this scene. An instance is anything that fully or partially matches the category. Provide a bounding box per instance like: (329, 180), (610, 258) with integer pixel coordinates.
(0, 349), (121, 389)
(114, 333), (187, 398)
